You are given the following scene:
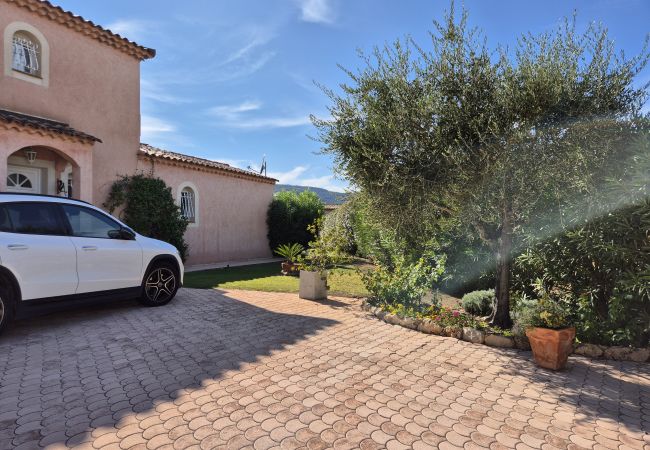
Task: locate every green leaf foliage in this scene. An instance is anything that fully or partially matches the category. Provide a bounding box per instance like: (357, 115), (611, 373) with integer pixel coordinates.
(461, 289), (495, 316)
(313, 2), (649, 328)
(513, 139), (650, 347)
(267, 190), (324, 250)
(298, 218), (350, 273)
(103, 175), (189, 261)
(362, 248), (446, 309)
(274, 243), (305, 263)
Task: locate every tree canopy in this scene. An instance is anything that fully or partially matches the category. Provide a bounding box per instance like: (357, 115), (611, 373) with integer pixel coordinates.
(313, 5), (649, 327)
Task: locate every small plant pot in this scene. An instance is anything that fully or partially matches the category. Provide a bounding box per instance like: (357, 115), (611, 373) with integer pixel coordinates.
(526, 327), (575, 370)
(299, 270), (328, 300)
(281, 261), (299, 276)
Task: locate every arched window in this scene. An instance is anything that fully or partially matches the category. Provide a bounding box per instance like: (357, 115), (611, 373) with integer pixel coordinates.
(7, 173), (33, 189)
(180, 186), (196, 223)
(12, 31), (41, 77)
(4, 22), (49, 86)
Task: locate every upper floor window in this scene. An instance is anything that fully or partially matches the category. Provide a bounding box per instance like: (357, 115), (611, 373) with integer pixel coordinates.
(12, 31), (41, 77)
(4, 22), (49, 86)
(180, 187), (196, 223)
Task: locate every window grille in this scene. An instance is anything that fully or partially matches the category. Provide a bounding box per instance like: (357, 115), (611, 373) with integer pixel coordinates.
(180, 188), (196, 223)
(7, 173), (32, 189)
(12, 34), (40, 76)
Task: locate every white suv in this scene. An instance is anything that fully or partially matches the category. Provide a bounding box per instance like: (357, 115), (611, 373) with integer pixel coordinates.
(0, 193), (184, 334)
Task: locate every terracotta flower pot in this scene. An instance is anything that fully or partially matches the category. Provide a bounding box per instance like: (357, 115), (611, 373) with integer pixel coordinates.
(526, 327), (575, 370)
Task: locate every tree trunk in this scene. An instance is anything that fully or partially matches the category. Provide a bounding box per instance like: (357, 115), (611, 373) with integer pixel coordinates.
(489, 204), (513, 329)
(592, 286), (611, 320)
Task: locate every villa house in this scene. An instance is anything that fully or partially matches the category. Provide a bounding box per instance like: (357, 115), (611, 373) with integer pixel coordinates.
(0, 0), (276, 266)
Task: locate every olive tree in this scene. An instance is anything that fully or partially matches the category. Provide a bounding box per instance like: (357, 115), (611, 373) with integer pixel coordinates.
(313, 6), (648, 327)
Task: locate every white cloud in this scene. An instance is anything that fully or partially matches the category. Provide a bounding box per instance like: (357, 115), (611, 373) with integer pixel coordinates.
(141, 79), (188, 105)
(106, 19), (153, 42)
(207, 101), (313, 129)
(141, 115), (176, 141)
(299, 175), (347, 192)
(223, 27), (275, 64)
(268, 166), (309, 184)
(298, 0), (335, 24)
(267, 166), (348, 192)
(208, 101), (262, 120)
(228, 115), (312, 129)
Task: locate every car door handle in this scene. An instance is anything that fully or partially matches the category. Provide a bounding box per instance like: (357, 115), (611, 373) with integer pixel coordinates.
(7, 244), (28, 250)
(82, 246), (98, 251)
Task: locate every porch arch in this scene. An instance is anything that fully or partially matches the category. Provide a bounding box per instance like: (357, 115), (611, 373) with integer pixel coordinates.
(0, 132), (94, 202)
(6, 145), (84, 198)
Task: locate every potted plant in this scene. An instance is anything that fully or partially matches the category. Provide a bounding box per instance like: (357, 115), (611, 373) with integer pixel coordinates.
(274, 243), (304, 276)
(298, 219), (348, 300)
(519, 294), (574, 370)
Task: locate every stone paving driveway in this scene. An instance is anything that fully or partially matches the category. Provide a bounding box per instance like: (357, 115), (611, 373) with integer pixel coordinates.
(0, 288), (649, 450)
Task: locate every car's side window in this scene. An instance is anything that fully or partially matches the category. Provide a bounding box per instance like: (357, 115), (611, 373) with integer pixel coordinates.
(4, 203), (66, 235)
(62, 204), (121, 239)
(0, 206), (12, 232)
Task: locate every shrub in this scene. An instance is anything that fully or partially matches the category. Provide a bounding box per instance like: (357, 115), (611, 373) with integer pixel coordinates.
(363, 249), (446, 309)
(321, 203), (357, 256)
(515, 294), (571, 330)
(274, 243), (304, 263)
(429, 307), (478, 329)
(461, 290), (495, 316)
(104, 175), (188, 261)
(267, 190), (324, 250)
(513, 148), (650, 346)
(299, 218), (350, 273)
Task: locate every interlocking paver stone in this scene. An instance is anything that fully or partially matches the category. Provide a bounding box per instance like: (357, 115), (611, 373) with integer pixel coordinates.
(0, 288), (648, 449)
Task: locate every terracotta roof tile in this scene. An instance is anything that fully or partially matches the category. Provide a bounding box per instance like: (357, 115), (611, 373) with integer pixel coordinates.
(0, 108), (101, 143)
(5, 0), (155, 60)
(139, 143), (277, 183)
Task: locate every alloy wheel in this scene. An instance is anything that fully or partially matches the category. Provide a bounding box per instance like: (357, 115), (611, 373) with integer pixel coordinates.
(145, 268), (176, 303)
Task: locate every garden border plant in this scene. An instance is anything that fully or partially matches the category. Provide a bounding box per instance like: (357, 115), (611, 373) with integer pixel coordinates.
(361, 301), (650, 364)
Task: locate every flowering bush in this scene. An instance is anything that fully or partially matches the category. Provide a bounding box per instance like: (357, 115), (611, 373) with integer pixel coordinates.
(516, 295), (571, 330)
(429, 307), (481, 328)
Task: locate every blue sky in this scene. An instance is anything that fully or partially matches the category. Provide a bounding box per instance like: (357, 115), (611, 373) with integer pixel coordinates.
(54, 0), (649, 192)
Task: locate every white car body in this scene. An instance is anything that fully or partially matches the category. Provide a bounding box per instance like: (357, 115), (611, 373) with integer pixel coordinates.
(0, 194), (183, 302)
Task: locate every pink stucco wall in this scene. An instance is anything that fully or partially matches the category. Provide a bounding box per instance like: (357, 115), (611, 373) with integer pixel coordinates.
(0, 2), (275, 265)
(138, 158), (274, 266)
(0, 1), (141, 204)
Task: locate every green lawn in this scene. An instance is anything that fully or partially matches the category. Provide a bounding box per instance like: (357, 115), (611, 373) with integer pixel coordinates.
(184, 262), (369, 297)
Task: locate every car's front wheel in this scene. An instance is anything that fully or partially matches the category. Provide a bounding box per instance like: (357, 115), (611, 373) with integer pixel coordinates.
(0, 285), (15, 335)
(138, 262), (179, 306)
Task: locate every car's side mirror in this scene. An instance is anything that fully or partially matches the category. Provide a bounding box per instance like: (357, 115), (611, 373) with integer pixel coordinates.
(109, 228), (136, 240)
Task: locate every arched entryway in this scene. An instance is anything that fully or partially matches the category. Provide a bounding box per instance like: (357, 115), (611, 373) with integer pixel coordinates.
(6, 146), (79, 198)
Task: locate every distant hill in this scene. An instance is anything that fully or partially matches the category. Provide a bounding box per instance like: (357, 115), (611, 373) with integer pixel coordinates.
(274, 184), (349, 205)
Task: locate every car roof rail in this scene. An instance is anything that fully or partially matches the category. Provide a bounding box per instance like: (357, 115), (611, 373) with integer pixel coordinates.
(0, 192), (92, 205)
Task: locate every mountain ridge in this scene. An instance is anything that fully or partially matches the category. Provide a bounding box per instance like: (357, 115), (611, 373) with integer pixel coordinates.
(274, 184), (349, 205)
